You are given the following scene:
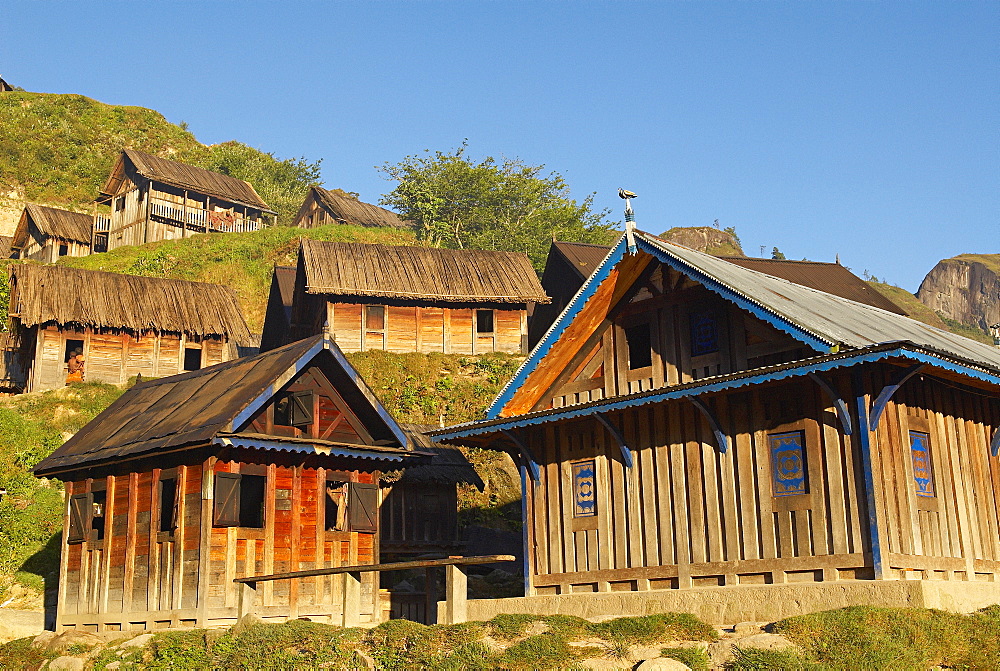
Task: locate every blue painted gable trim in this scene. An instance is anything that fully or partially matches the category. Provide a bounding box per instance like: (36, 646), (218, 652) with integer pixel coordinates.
(436, 346), (1000, 440)
(486, 235), (629, 419)
(634, 236), (834, 353)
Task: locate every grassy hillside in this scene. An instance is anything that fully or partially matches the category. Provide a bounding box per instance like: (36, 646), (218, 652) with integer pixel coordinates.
(58, 223), (416, 331)
(868, 280), (993, 345)
(0, 92), (322, 224)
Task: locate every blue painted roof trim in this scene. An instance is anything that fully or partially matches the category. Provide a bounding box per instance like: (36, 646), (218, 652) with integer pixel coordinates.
(634, 235), (834, 353)
(486, 235), (629, 419)
(212, 436), (410, 462)
(435, 346), (1000, 440)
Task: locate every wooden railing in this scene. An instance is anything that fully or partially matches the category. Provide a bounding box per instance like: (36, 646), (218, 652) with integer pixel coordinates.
(234, 554), (513, 626)
(148, 198), (264, 233)
(93, 215), (111, 232)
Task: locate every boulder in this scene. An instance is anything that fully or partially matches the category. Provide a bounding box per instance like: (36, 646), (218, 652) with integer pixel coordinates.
(116, 632), (154, 649)
(0, 608), (45, 642)
(47, 656), (85, 671)
(634, 658), (691, 670)
(734, 632), (797, 651)
(37, 629), (103, 654)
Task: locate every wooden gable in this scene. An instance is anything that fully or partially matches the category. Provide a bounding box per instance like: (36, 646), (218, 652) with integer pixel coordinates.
(501, 246), (815, 417)
(238, 363), (380, 446)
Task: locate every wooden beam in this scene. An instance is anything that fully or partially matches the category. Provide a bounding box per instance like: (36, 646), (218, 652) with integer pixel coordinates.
(808, 372), (853, 435)
(234, 555), (514, 584)
(689, 397), (730, 453)
(594, 412), (634, 468)
(869, 364), (924, 432)
(500, 429), (540, 483)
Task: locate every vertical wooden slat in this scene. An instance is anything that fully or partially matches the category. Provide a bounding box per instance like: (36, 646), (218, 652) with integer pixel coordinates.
(751, 394), (777, 559)
(715, 396), (739, 562)
(637, 407), (660, 566)
(667, 403), (691, 587)
(653, 406), (675, 566)
(732, 394), (760, 561)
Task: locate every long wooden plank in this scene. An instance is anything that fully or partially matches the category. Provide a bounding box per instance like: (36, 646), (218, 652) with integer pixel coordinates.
(637, 407), (660, 567)
(653, 405), (675, 566)
(732, 394), (760, 561)
(750, 394), (777, 559)
(667, 403), (691, 587)
(235, 555), (514, 583)
(715, 396), (739, 562)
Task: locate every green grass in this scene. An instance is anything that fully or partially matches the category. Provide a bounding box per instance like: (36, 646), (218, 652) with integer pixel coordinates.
(661, 645), (710, 670)
(774, 605), (1000, 670)
(59, 222), (416, 331)
(0, 91), (323, 224)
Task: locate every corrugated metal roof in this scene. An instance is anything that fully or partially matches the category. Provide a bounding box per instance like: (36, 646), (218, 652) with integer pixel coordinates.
(33, 336), (419, 476)
(553, 241), (614, 280)
(719, 256), (906, 314)
(638, 231), (1000, 373)
(301, 239), (550, 303)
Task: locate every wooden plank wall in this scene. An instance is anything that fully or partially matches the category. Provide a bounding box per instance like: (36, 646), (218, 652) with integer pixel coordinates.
(56, 458), (383, 631)
(547, 278), (811, 411)
(28, 327), (233, 392)
(525, 375), (871, 594)
(868, 369), (1000, 580)
(328, 302), (527, 355)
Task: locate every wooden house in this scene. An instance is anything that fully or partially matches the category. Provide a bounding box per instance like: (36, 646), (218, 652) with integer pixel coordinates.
(5, 264), (251, 392)
(380, 429), (484, 560)
(33, 335), (431, 632)
(0, 75), (13, 92)
(10, 204), (93, 262)
(97, 149), (275, 251)
(275, 240), (549, 355)
(433, 229), (1000, 616)
(529, 240), (905, 348)
(293, 186), (412, 229)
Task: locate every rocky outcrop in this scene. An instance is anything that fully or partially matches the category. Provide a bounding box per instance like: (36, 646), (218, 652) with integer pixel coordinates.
(659, 227), (744, 256)
(916, 255), (1000, 333)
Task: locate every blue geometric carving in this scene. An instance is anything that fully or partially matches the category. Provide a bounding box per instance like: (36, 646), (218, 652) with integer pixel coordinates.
(770, 431), (807, 497)
(572, 460), (597, 517)
(910, 431), (935, 497)
(689, 311), (719, 356)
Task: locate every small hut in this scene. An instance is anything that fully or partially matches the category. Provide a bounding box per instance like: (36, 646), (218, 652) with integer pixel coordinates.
(6, 264), (250, 392)
(97, 149), (276, 251)
(0, 75), (14, 92)
(34, 336), (430, 632)
(293, 187), (412, 229)
(277, 239), (549, 355)
(380, 428), (484, 560)
(9, 204), (93, 262)
(433, 229), (1000, 623)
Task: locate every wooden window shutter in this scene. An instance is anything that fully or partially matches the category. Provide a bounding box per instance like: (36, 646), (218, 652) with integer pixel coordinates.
(67, 493), (93, 543)
(289, 391), (313, 428)
(214, 473), (241, 527)
(348, 482), (378, 533)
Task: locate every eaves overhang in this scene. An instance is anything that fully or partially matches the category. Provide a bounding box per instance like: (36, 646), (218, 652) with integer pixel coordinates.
(434, 343), (1000, 441)
(214, 434), (431, 463)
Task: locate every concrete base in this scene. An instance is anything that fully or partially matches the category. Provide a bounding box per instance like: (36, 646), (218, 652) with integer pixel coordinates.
(459, 580), (1000, 625)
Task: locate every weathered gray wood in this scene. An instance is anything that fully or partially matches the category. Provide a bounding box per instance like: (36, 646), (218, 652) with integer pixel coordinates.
(440, 564), (467, 624)
(234, 555), (515, 584)
(341, 572), (361, 627)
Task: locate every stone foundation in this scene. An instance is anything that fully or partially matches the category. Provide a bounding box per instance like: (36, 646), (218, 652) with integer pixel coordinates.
(456, 579), (1000, 625)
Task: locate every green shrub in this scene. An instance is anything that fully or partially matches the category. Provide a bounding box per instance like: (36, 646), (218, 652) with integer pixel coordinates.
(496, 633), (573, 669)
(589, 612), (717, 643)
(364, 619), (486, 670)
(661, 645), (710, 670)
(0, 637), (56, 668)
(210, 619), (363, 669)
(488, 613), (539, 639)
(726, 646), (812, 670)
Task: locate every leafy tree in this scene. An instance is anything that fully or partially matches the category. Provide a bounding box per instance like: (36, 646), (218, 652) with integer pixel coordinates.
(201, 141), (322, 225)
(771, 246), (787, 260)
(378, 142), (617, 271)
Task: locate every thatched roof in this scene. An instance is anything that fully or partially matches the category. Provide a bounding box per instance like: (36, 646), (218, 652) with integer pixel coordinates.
(300, 239), (549, 304)
(311, 187), (412, 228)
(101, 149), (273, 213)
(0, 235), (12, 258)
(9, 264), (251, 340)
(22, 204), (93, 244)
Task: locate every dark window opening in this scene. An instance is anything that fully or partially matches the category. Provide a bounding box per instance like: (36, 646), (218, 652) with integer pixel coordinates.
(159, 478), (177, 532)
(365, 305), (385, 331)
(348, 482), (378, 533)
(65, 339), (84, 364)
(689, 311), (719, 356)
(325, 481), (347, 531)
(115, 196), (126, 211)
(239, 474), (266, 528)
(91, 490), (107, 541)
(274, 390), (314, 428)
(625, 323), (653, 369)
(58, 244), (69, 257)
(183, 347), (202, 371)
(67, 493), (92, 544)
(476, 310), (494, 334)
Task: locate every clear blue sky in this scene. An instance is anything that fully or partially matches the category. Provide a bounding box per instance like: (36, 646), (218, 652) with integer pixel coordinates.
(3, 1), (997, 291)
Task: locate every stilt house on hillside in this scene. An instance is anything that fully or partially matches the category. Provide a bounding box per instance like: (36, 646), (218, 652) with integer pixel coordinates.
(268, 240), (549, 355)
(34, 336), (431, 632)
(433, 229), (1000, 622)
(528, 239), (906, 348)
(3, 264), (250, 392)
(293, 187), (412, 229)
(97, 149), (276, 251)
(9, 204), (94, 262)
